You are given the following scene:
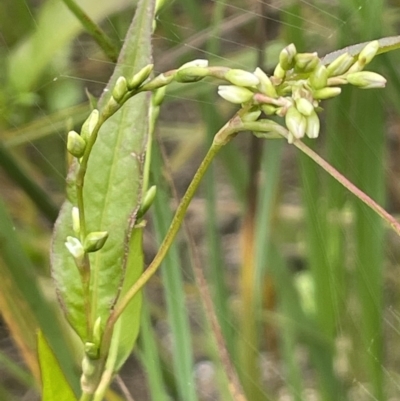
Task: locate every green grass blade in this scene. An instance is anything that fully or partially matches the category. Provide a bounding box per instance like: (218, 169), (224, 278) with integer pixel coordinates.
(151, 145), (198, 401)
(38, 331), (78, 401)
(0, 197), (80, 395)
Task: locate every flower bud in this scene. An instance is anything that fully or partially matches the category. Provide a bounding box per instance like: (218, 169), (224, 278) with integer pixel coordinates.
(179, 59), (208, 70)
(241, 109), (262, 122)
(84, 343), (98, 360)
(128, 64), (154, 90)
(254, 67), (277, 97)
(93, 317), (102, 349)
(84, 231), (109, 253)
(82, 356), (96, 376)
(279, 43), (297, 70)
(358, 40), (379, 65)
(273, 63), (286, 80)
(224, 69), (259, 87)
(294, 52), (319, 72)
(72, 206), (80, 234)
(312, 87), (341, 100)
(141, 73), (174, 91)
(152, 86), (166, 106)
(175, 66), (209, 83)
(346, 71), (386, 89)
(309, 63), (328, 90)
(261, 104), (278, 115)
(112, 76), (128, 102)
(137, 185), (157, 218)
(285, 106), (306, 142)
(326, 53), (355, 77)
(305, 110), (320, 139)
(295, 97), (314, 116)
(65, 236), (85, 262)
(81, 109), (99, 141)
(217, 85), (254, 104)
(67, 131), (86, 158)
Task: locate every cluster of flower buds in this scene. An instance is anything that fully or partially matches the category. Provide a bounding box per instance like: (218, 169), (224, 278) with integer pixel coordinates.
(64, 206), (109, 268)
(209, 40), (386, 143)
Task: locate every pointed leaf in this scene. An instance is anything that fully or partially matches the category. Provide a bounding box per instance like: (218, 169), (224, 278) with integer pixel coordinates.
(38, 331), (78, 401)
(51, 0), (155, 340)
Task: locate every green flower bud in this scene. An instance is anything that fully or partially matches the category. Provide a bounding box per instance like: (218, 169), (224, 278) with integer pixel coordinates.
(273, 63), (286, 80)
(358, 40), (379, 65)
(294, 52), (319, 72)
(254, 67), (277, 97)
(72, 206), (80, 234)
(285, 106), (306, 142)
(179, 59), (208, 70)
(326, 53), (355, 77)
(224, 69), (259, 87)
(295, 97), (314, 116)
(84, 343), (98, 360)
(67, 130), (86, 158)
(84, 231), (109, 253)
(152, 86), (167, 106)
(137, 185), (157, 218)
(65, 236), (85, 262)
(103, 96), (120, 116)
(128, 64), (154, 90)
(346, 71), (386, 89)
(217, 85), (254, 104)
(346, 60), (364, 73)
(142, 73), (174, 91)
(279, 43), (297, 70)
(81, 109), (99, 141)
(261, 104), (278, 115)
(112, 76), (128, 102)
(175, 66), (209, 83)
(309, 63), (328, 90)
(312, 87), (341, 100)
(305, 110), (320, 139)
(241, 109), (262, 122)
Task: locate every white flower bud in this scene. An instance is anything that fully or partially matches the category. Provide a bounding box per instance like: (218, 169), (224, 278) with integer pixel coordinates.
(305, 110), (320, 139)
(358, 40), (379, 65)
(71, 207), (80, 234)
(142, 73), (174, 91)
(175, 66), (209, 83)
(179, 59), (209, 70)
(65, 236), (85, 262)
(294, 52), (319, 72)
(295, 98), (314, 116)
(84, 231), (109, 253)
(224, 69), (260, 87)
(127, 64), (154, 90)
(217, 85), (254, 104)
(285, 106), (306, 143)
(254, 67), (277, 97)
(241, 110), (262, 122)
(273, 63), (286, 80)
(261, 104), (278, 115)
(346, 71), (386, 89)
(326, 53), (355, 77)
(112, 76), (128, 102)
(279, 43), (297, 70)
(67, 131), (86, 158)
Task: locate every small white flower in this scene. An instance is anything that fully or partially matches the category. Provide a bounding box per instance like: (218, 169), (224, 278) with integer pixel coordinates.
(217, 85), (254, 104)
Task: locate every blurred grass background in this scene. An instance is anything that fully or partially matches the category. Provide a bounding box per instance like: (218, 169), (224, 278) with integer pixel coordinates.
(1, 0), (400, 400)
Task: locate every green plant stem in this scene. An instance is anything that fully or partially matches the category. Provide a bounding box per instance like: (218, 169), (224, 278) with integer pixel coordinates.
(251, 121), (400, 237)
(60, 0), (119, 63)
(99, 114), (241, 363)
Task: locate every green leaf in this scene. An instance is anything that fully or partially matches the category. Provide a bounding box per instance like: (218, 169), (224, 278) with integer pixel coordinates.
(7, 0), (137, 93)
(107, 227), (144, 372)
(51, 0), (155, 341)
(322, 35), (400, 65)
(38, 331), (78, 401)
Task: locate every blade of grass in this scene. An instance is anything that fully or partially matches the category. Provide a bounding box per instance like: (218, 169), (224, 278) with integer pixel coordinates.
(151, 144), (199, 401)
(60, 0), (119, 62)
